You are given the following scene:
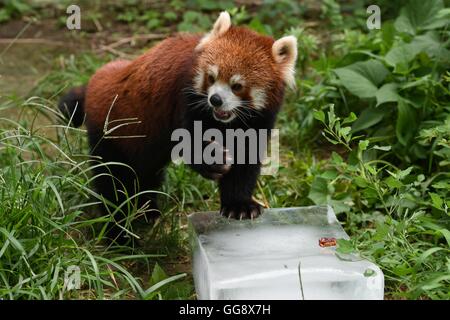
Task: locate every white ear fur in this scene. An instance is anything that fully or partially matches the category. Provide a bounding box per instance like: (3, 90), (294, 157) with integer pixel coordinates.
(196, 11), (231, 51)
(272, 35), (298, 90)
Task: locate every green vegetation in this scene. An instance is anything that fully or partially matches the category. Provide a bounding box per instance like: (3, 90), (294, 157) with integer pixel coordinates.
(0, 0), (449, 299)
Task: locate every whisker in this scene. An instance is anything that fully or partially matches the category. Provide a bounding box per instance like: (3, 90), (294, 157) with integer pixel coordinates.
(236, 106), (261, 118)
(182, 87), (208, 97)
(233, 109), (250, 128)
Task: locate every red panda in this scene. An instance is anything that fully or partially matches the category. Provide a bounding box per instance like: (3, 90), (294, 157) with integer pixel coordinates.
(59, 12), (297, 241)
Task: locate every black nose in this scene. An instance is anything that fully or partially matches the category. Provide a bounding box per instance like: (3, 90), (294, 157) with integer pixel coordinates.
(209, 94), (223, 107)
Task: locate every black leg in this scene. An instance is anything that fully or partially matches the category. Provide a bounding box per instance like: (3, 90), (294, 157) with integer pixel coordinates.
(88, 135), (164, 245)
(189, 140), (232, 180)
(219, 164), (263, 219)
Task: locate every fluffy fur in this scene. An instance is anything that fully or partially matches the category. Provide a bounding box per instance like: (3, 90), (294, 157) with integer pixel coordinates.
(58, 12), (297, 242)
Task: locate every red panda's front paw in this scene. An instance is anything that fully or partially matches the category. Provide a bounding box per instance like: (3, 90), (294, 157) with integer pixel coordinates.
(193, 141), (232, 180)
(220, 200), (263, 220)
(196, 161), (231, 180)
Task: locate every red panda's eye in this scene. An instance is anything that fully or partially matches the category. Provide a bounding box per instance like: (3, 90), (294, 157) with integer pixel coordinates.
(231, 83), (243, 93)
(207, 75), (215, 84)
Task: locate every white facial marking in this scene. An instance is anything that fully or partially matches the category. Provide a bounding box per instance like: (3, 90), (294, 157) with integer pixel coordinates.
(193, 69), (204, 91)
(230, 74), (244, 85)
(208, 81), (240, 123)
(250, 88), (267, 110)
(208, 65), (219, 79)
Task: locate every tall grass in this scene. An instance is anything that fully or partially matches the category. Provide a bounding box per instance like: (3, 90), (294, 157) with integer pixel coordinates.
(0, 95), (190, 299)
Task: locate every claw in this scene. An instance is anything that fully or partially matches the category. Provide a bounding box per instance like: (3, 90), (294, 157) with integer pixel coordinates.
(250, 208), (259, 219)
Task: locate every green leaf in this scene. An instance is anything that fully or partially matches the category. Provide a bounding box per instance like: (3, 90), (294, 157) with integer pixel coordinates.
(385, 176), (403, 189)
(358, 140), (369, 151)
(396, 100), (417, 146)
(397, 166), (413, 180)
(437, 229), (450, 247)
(410, 32), (450, 62)
(313, 110), (325, 123)
(394, 0), (446, 35)
(334, 60), (389, 99)
(334, 68), (378, 98)
(320, 169), (339, 180)
(342, 112), (357, 125)
(331, 152), (343, 164)
(351, 106), (385, 132)
(336, 239), (356, 254)
(354, 176), (368, 188)
(373, 223), (390, 241)
(347, 60), (389, 87)
(376, 83), (400, 107)
(429, 192), (443, 209)
(308, 176), (329, 205)
(150, 263), (168, 285)
(385, 42), (418, 70)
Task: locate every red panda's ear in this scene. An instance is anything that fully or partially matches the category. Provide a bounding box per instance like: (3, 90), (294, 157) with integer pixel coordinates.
(196, 11), (231, 51)
(272, 35), (298, 90)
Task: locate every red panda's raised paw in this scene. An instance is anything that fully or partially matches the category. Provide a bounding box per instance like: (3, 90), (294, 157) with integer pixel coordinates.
(192, 140), (232, 180)
(220, 200), (262, 220)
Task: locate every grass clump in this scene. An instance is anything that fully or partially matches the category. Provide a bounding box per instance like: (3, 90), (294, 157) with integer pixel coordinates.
(0, 96), (192, 299)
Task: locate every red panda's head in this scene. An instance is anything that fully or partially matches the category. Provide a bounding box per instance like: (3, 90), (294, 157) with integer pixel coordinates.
(193, 12), (298, 123)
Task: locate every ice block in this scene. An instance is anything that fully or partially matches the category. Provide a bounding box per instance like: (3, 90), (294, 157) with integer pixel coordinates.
(188, 206), (384, 300)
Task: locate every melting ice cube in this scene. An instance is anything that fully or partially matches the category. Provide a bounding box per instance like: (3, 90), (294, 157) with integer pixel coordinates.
(188, 206), (384, 300)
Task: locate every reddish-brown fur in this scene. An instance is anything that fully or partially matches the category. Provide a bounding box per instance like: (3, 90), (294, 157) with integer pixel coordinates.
(197, 27), (285, 112)
(85, 27), (285, 151)
(85, 34), (202, 158)
(59, 22), (294, 242)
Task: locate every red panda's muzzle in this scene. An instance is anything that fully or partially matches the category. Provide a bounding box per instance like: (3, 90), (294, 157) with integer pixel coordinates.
(213, 109), (233, 121)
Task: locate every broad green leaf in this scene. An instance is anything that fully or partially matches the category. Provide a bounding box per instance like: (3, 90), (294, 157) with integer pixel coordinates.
(334, 68), (378, 98)
(354, 176), (368, 188)
(410, 32), (450, 62)
(429, 193), (444, 209)
(436, 8), (450, 19)
(394, 0), (446, 35)
(331, 151), (343, 164)
(342, 112), (357, 125)
(336, 239), (356, 254)
(150, 263), (168, 285)
(313, 110), (325, 123)
(437, 229), (450, 247)
(347, 60), (389, 87)
(308, 176), (329, 204)
(385, 32), (449, 71)
(397, 166), (413, 180)
(333, 60), (389, 98)
(376, 83), (400, 107)
(385, 176), (403, 189)
(320, 169), (339, 180)
(358, 139), (369, 151)
(351, 106), (385, 132)
(385, 42), (418, 69)
(373, 223), (390, 241)
(396, 100), (417, 146)
(330, 199), (352, 214)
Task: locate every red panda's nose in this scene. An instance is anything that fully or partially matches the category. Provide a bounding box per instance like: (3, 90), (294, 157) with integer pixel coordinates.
(209, 94), (223, 107)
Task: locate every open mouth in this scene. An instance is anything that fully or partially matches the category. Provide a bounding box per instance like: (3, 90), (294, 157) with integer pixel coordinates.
(213, 109), (234, 121)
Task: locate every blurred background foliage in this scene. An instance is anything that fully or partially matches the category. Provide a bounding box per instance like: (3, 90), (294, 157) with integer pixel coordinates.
(0, 0), (449, 299)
